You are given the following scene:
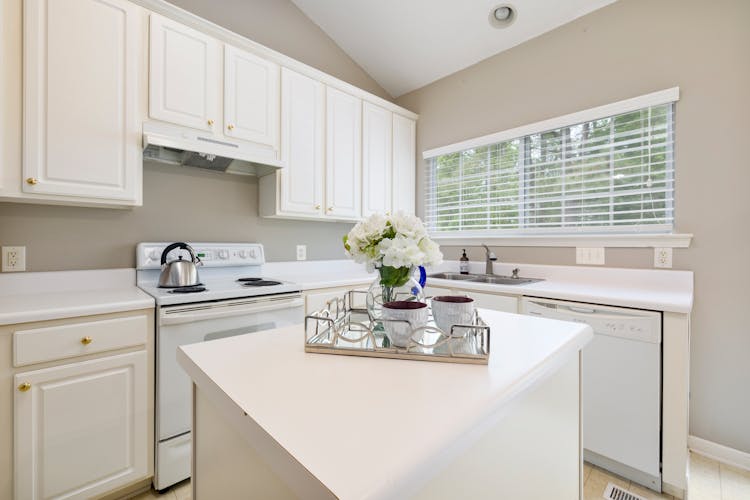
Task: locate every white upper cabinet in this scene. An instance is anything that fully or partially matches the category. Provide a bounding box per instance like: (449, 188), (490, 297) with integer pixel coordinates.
(278, 68), (325, 216)
(392, 114), (417, 215)
(325, 87), (362, 220)
(224, 45), (280, 148)
(362, 102), (393, 217)
(149, 14), (220, 132)
(22, 0), (144, 204)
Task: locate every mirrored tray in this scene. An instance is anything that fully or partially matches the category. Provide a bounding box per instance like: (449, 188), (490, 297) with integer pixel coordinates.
(304, 291), (490, 365)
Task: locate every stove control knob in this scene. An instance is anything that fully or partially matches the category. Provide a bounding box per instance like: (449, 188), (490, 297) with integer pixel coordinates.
(239, 250), (248, 258)
(149, 249), (161, 261)
(219, 250), (229, 260)
(249, 248), (257, 258)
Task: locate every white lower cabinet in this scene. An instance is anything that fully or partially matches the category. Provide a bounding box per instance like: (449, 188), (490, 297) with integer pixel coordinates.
(14, 351), (148, 500)
(425, 286), (519, 313)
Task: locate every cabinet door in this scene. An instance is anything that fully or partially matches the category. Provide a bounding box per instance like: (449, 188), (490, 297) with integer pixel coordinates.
(362, 102), (392, 217)
(149, 14), (220, 132)
(279, 68), (325, 216)
(392, 114), (417, 215)
(14, 351), (148, 500)
(23, 0), (143, 203)
(466, 291), (518, 313)
(325, 87), (362, 220)
(224, 45), (279, 147)
(425, 286), (518, 313)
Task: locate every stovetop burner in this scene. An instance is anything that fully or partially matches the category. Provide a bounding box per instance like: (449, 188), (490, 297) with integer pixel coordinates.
(237, 277), (282, 286)
(168, 285), (207, 294)
(243, 280), (282, 287)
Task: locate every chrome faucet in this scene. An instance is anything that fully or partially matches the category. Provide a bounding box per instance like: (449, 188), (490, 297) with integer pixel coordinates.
(481, 244), (498, 275)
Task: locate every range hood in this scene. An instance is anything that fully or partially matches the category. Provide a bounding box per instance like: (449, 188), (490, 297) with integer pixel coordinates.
(142, 121), (283, 176)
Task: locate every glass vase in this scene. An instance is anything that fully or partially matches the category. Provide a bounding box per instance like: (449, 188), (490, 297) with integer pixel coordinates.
(366, 265), (426, 320)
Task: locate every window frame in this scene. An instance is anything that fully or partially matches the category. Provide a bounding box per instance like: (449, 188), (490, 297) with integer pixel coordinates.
(422, 87), (692, 248)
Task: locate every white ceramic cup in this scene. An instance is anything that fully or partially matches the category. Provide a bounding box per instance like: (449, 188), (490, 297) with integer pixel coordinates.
(381, 301), (428, 347)
(431, 296), (475, 335)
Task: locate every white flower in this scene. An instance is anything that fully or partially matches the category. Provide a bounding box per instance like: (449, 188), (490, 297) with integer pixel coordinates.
(389, 212), (427, 240)
(343, 212), (443, 270)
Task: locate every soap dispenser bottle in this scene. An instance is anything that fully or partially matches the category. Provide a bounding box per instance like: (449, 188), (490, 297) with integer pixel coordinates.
(459, 249), (470, 275)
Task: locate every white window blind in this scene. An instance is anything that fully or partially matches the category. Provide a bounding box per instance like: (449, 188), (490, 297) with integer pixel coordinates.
(425, 101), (675, 235)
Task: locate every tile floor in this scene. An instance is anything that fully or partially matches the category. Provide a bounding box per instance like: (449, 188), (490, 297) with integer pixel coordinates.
(130, 452), (750, 500)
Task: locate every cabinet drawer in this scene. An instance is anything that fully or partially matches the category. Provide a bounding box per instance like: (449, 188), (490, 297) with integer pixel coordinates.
(13, 315), (148, 367)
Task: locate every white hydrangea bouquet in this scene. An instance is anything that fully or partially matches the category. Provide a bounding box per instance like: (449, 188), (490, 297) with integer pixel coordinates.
(343, 213), (442, 307)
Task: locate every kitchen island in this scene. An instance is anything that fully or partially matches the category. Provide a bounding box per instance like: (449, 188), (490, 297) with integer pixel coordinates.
(177, 309), (592, 499)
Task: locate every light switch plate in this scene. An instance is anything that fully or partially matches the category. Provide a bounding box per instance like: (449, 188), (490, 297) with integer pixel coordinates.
(296, 244), (307, 261)
(654, 247), (673, 268)
(576, 247), (605, 265)
(2, 246), (26, 272)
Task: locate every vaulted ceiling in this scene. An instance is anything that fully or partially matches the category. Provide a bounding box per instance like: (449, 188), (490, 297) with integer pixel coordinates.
(291, 0), (617, 97)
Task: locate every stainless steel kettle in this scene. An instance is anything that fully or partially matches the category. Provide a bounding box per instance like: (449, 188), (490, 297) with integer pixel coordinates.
(158, 242), (202, 288)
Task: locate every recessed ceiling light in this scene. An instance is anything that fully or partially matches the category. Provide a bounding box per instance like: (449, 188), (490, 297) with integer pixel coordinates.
(494, 6), (512, 21)
(489, 4), (516, 28)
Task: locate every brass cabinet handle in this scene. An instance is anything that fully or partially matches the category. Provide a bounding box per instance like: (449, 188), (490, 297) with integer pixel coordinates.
(18, 382), (31, 392)
(327, 206), (334, 212)
(26, 177), (38, 185)
(385, 211), (390, 216)
(80, 336), (93, 345)
(314, 204), (321, 210)
(227, 124), (235, 130)
(207, 119), (214, 126)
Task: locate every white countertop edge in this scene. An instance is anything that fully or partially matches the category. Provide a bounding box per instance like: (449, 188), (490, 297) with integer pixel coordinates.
(427, 277), (692, 314)
(0, 295), (155, 326)
(298, 277), (372, 291)
(177, 317), (593, 499)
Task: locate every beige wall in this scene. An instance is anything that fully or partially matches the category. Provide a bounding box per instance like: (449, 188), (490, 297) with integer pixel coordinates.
(396, 0), (750, 454)
(0, 0), (392, 269)
(0, 163), (354, 269)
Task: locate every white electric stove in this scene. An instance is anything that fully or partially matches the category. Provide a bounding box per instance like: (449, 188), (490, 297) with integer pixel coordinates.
(136, 242), (303, 491)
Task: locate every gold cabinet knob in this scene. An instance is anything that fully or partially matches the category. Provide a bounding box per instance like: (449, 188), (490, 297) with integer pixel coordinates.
(314, 204), (321, 210)
(80, 336), (93, 345)
(207, 119), (214, 126)
(327, 206), (334, 212)
(385, 211), (390, 216)
(227, 124), (235, 130)
(18, 382), (31, 392)
(26, 177), (38, 185)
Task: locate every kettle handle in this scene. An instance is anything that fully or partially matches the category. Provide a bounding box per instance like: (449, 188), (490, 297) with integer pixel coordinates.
(160, 242), (196, 266)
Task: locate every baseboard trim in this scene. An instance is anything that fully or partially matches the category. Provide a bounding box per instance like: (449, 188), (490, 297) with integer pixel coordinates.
(688, 435), (750, 471)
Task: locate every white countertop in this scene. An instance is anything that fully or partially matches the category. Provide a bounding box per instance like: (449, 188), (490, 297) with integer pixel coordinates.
(178, 309), (592, 499)
(263, 259), (374, 290)
(426, 261), (694, 313)
(0, 269), (155, 325)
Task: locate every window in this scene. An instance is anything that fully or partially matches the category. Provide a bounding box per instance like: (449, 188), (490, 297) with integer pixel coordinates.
(424, 94), (676, 236)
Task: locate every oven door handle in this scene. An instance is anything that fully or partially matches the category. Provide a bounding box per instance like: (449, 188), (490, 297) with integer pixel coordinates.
(160, 297), (304, 325)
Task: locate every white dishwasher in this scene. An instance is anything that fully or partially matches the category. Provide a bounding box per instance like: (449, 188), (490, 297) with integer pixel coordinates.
(521, 297), (662, 492)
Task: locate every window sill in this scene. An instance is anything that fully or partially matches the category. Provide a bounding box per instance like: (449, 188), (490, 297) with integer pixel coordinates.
(430, 233), (693, 248)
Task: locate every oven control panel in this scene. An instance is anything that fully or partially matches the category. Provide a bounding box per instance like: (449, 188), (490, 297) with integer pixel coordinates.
(136, 242), (264, 269)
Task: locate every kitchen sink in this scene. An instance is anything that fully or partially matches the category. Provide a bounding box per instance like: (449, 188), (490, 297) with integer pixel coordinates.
(468, 275), (543, 285)
(428, 272), (543, 286)
(428, 272), (482, 281)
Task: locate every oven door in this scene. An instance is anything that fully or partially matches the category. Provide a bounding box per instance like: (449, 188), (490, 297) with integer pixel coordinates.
(157, 293), (304, 441)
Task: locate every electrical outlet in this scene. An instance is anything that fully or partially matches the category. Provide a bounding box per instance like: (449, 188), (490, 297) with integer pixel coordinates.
(576, 247), (605, 265)
(654, 247), (673, 268)
(296, 244), (307, 261)
(2, 246), (26, 272)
